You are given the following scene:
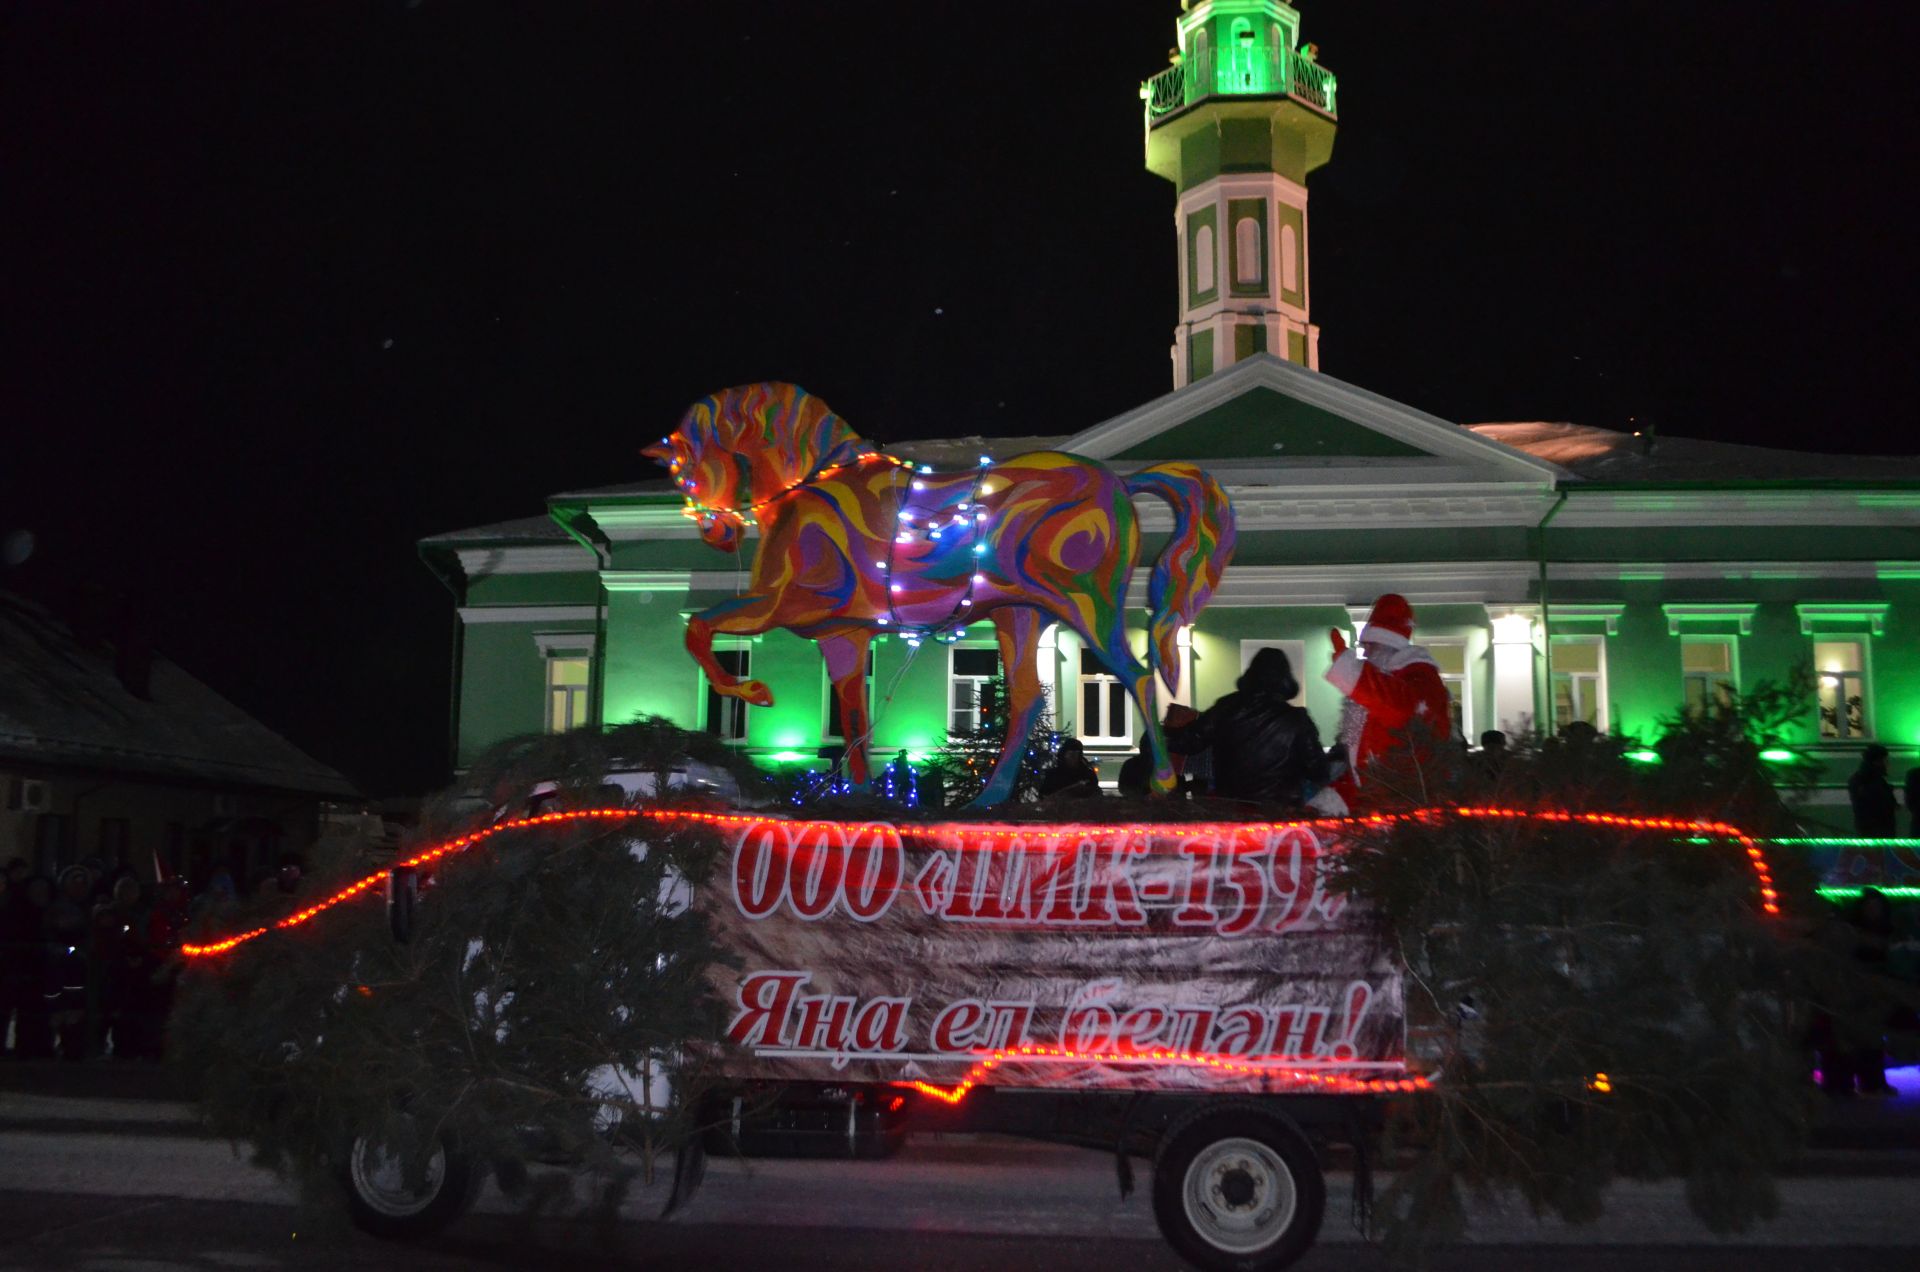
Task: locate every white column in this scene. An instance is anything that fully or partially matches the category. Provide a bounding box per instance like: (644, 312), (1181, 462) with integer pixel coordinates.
(1490, 611), (1538, 737)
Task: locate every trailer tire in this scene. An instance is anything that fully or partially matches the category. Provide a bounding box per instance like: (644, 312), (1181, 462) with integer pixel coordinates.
(339, 1126), (475, 1241)
(1151, 1105), (1324, 1271)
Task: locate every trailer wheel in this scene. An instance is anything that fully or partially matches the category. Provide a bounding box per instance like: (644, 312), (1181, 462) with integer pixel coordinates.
(1152, 1106), (1324, 1271)
(340, 1126), (475, 1240)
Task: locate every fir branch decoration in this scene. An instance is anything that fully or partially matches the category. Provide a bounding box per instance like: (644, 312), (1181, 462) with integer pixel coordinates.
(170, 722), (735, 1221)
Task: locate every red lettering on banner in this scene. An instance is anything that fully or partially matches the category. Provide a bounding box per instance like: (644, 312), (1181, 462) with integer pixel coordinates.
(728, 970), (809, 1046)
(792, 993), (857, 1052)
(1267, 827), (1322, 934)
(1167, 1005), (1218, 1052)
(732, 824), (790, 920)
(1084, 840), (1148, 925)
(787, 824), (845, 919)
(912, 851), (956, 915)
(930, 1000), (988, 1052)
(1060, 978), (1120, 1052)
(1216, 852), (1268, 936)
(1114, 1005), (1169, 1054)
(982, 1001), (1035, 1050)
(943, 845), (998, 921)
(1173, 841), (1220, 927)
(1210, 1005), (1275, 1057)
(851, 997), (911, 1052)
(1325, 982), (1372, 1060)
(1275, 1006), (1330, 1056)
(841, 824), (902, 922)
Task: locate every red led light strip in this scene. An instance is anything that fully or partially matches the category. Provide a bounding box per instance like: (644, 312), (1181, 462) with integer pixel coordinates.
(894, 1045), (1433, 1106)
(179, 805), (1779, 960)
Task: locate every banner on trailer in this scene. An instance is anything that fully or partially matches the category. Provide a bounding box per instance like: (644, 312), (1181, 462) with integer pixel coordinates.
(701, 818), (1407, 1094)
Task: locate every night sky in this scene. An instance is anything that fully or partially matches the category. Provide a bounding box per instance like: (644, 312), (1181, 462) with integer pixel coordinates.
(5, 1), (1916, 796)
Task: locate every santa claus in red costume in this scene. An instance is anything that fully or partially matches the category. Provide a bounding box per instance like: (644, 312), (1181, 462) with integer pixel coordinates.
(1323, 593), (1452, 804)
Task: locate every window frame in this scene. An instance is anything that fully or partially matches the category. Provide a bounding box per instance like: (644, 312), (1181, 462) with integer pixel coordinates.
(1679, 634), (1739, 711)
(1425, 640), (1472, 740)
(821, 647), (877, 742)
(947, 644), (1001, 738)
(1076, 647), (1135, 746)
(1813, 637), (1873, 740)
(1549, 634), (1609, 733)
(703, 643), (753, 743)
(545, 653), (592, 734)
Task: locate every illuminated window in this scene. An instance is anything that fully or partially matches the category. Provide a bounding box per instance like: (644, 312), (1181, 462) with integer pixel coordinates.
(546, 656), (590, 733)
(1077, 648), (1133, 745)
(1279, 222), (1300, 294)
(1193, 221), (1216, 295)
(1228, 17), (1259, 90)
(704, 647), (750, 741)
(1550, 637), (1607, 732)
(1428, 642), (1470, 738)
(949, 647), (1001, 736)
(1233, 215), (1263, 286)
(1681, 637), (1737, 710)
(823, 648), (876, 742)
(1815, 639), (1869, 739)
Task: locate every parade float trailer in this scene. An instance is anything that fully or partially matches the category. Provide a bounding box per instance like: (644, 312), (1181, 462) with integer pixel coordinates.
(180, 800), (1782, 1272)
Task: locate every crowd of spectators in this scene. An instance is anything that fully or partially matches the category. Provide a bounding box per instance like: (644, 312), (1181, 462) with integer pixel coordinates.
(0, 855), (298, 1061)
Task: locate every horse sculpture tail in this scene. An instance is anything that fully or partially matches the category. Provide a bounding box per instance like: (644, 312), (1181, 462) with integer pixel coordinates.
(1124, 463), (1236, 696)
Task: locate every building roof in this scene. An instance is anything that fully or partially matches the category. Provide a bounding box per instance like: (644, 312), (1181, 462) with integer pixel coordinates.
(1468, 422), (1920, 485)
(418, 514), (576, 547)
(0, 592), (359, 799)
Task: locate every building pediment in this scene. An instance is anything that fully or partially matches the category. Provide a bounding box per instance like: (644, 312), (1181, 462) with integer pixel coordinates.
(1065, 355), (1567, 489)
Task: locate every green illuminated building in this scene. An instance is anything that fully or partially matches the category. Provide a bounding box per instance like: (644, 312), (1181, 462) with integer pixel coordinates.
(421, 3), (1920, 829)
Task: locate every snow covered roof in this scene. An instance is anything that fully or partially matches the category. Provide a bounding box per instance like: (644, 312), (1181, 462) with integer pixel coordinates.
(1468, 422), (1920, 484)
(0, 592), (359, 798)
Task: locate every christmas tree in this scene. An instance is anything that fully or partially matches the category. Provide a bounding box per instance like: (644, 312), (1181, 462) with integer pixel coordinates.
(924, 674), (1063, 808)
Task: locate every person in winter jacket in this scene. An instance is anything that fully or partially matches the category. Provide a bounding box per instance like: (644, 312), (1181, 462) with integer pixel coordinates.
(1849, 745), (1897, 837)
(1166, 646), (1328, 806)
(1323, 593), (1453, 805)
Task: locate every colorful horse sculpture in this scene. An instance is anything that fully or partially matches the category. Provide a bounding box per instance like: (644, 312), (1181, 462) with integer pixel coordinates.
(644, 383), (1235, 806)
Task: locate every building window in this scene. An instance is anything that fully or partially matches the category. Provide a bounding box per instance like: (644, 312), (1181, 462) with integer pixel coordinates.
(1077, 648), (1133, 745)
(1551, 637), (1607, 732)
(823, 648), (876, 741)
(1279, 222), (1299, 294)
(949, 647), (1001, 736)
(97, 817), (132, 868)
(1193, 221), (1216, 296)
(1681, 637), (1737, 710)
(1233, 215), (1263, 286)
(1815, 639), (1869, 739)
(546, 655), (590, 733)
(1428, 642), (1470, 739)
(705, 647), (751, 741)
(34, 813), (75, 874)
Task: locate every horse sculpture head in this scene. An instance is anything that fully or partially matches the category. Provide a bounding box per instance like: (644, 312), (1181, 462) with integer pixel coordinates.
(644, 382), (866, 552)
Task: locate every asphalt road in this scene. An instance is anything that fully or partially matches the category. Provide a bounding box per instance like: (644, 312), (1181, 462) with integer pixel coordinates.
(1, 1094), (1918, 1270)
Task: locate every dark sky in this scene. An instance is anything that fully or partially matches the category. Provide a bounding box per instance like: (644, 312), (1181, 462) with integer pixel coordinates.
(5, 1), (1917, 796)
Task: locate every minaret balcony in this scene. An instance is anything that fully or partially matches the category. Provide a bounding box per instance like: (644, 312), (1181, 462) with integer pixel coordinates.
(1142, 47), (1336, 125)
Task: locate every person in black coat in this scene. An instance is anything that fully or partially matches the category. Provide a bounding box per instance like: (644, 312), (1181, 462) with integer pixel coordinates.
(1849, 745), (1897, 837)
(1166, 647), (1329, 806)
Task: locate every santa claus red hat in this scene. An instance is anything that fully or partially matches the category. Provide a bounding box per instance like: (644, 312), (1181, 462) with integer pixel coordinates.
(1359, 593), (1415, 649)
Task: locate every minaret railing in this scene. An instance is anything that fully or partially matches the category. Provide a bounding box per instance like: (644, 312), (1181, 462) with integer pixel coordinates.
(1141, 48), (1337, 122)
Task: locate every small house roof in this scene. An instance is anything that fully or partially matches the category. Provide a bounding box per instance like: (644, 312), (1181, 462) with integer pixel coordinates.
(0, 592), (359, 799)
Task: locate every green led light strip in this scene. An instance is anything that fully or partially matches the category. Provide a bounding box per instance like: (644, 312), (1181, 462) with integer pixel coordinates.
(1770, 838), (1920, 849)
(1818, 886), (1920, 899)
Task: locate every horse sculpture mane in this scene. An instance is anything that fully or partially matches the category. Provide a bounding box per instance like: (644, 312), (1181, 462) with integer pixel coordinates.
(647, 382), (1235, 807)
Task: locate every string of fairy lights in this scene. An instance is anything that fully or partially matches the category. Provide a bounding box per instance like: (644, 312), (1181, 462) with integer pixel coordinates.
(662, 438), (1002, 650)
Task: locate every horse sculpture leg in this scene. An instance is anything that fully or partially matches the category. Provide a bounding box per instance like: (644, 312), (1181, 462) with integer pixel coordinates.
(1049, 610), (1177, 796)
(817, 629), (877, 787)
(968, 607), (1049, 809)
(685, 594), (783, 708)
